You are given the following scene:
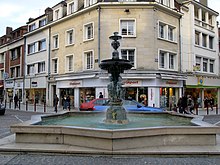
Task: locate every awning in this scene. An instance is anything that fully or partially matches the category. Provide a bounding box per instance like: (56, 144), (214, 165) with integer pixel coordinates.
(186, 85), (220, 89)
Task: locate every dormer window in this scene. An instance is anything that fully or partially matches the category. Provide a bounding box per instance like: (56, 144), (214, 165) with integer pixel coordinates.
(85, 0), (97, 8)
(29, 23), (36, 32)
(68, 1), (75, 14)
(39, 18), (47, 27)
(55, 9), (60, 20)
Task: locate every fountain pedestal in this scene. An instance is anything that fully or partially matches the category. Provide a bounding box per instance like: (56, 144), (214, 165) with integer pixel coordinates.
(104, 101), (128, 124)
(100, 32), (132, 124)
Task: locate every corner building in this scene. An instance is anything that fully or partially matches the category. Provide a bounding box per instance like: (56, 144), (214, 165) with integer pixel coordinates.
(48, 0), (185, 109)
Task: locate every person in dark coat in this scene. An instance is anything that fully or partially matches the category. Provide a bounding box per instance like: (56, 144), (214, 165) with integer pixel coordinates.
(99, 92), (103, 98)
(181, 95), (189, 114)
(14, 94), (19, 109)
(54, 95), (59, 113)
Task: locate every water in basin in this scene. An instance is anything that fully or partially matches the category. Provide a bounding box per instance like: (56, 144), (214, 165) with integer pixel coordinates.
(36, 113), (195, 130)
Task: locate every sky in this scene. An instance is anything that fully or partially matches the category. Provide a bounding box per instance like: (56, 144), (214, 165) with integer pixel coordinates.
(0, 0), (219, 36)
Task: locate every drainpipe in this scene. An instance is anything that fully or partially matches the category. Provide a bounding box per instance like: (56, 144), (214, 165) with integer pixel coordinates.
(98, 6), (101, 65)
(48, 27), (51, 103)
(23, 36), (26, 103)
(179, 15), (184, 96)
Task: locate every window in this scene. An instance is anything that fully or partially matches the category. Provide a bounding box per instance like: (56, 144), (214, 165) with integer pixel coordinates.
(195, 57), (201, 71)
(195, 31), (200, 45)
(121, 49), (135, 68)
(208, 14), (213, 25)
(0, 53), (4, 63)
(39, 18), (46, 27)
(66, 55), (74, 72)
(29, 23), (36, 32)
(203, 58), (208, 72)
(53, 35), (59, 49)
(84, 23), (94, 40)
(28, 42), (37, 54)
(38, 62), (45, 73)
(159, 0), (171, 7)
(158, 21), (176, 42)
(159, 51), (166, 68)
(202, 34), (207, 47)
(52, 58), (58, 74)
(55, 9), (60, 20)
(68, 2), (75, 14)
(159, 22), (165, 38)
(159, 50), (176, 70)
(38, 39), (46, 51)
(16, 66), (20, 77)
(85, 0), (96, 7)
(194, 7), (199, 19)
(11, 47), (20, 60)
(210, 60), (214, 73)
(209, 36), (214, 49)
(27, 64), (35, 75)
(120, 20), (135, 37)
(84, 51), (93, 70)
(66, 29), (74, 45)
(169, 53), (175, 69)
(168, 26), (174, 41)
(10, 68), (15, 78)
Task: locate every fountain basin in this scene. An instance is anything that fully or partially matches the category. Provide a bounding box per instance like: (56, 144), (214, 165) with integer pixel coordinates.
(11, 112), (218, 151)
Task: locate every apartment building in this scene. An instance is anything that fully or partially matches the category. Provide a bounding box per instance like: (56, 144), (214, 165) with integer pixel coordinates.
(24, 8), (54, 105)
(1, 0), (219, 110)
(0, 26), (27, 102)
(180, 0), (220, 108)
(42, 0), (185, 109)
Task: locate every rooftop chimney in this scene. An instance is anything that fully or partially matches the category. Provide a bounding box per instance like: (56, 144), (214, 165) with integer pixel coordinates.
(200, 0), (207, 6)
(6, 27), (13, 35)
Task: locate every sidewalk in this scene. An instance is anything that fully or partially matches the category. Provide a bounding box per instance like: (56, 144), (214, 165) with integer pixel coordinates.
(4, 102), (220, 116)
(5, 102), (78, 113)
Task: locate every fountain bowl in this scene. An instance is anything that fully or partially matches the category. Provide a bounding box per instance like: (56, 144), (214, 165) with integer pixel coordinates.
(11, 111), (219, 152)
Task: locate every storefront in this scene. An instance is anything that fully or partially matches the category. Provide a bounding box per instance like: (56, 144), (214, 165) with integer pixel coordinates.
(185, 76), (220, 109)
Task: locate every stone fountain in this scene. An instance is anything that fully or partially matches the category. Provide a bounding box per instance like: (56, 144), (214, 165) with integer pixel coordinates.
(9, 33), (219, 154)
(100, 32), (132, 124)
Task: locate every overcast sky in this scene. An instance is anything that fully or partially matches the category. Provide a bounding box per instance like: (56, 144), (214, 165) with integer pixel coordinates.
(0, 0), (219, 36)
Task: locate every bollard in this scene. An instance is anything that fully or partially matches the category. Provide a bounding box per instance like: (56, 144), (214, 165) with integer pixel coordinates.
(4, 99), (6, 109)
(195, 105), (198, 115)
(44, 101), (46, 113)
(26, 101), (28, 111)
(216, 104), (218, 115)
(9, 99), (11, 109)
(19, 100), (20, 110)
(34, 102), (36, 112)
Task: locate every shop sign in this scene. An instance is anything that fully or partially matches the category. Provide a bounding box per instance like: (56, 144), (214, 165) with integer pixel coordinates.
(166, 80), (178, 85)
(69, 81), (82, 87)
(123, 80), (141, 86)
(197, 76), (204, 85)
(31, 81), (37, 87)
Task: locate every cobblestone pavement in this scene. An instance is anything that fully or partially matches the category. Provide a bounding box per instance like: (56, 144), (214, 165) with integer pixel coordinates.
(1, 110), (220, 165)
(0, 153), (220, 165)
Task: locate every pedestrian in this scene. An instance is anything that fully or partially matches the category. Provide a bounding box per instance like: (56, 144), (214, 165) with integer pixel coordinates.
(204, 97), (209, 110)
(14, 94), (19, 109)
(187, 95), (194, 114)
(99, 92), (103, 98)
(63, 95), (67, 110)
(181, 95), (189, 114)
(54, 95), (59, 113)
(177, 97), (183, 113)
(66, 95), (70, 111)
(210, 97), (214, 111)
